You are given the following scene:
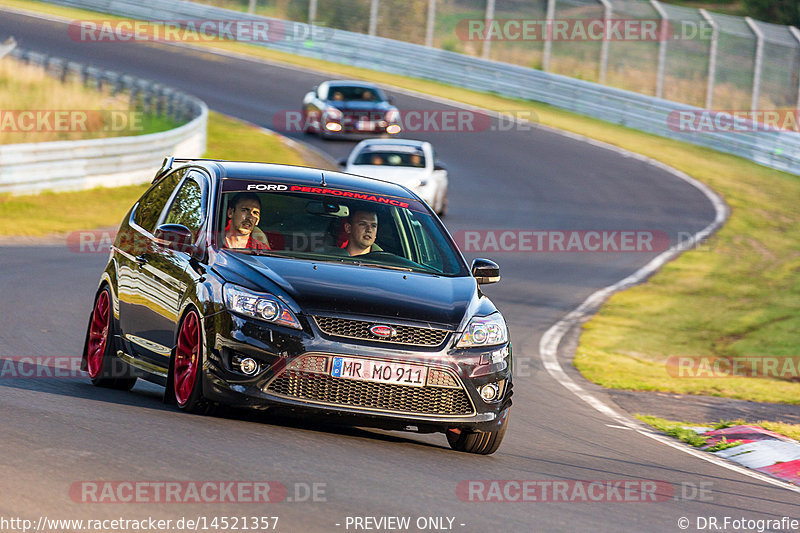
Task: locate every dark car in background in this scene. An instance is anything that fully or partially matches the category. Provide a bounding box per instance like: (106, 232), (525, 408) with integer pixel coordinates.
(83, 157), (511, 454)
(301, 80), (402, 139)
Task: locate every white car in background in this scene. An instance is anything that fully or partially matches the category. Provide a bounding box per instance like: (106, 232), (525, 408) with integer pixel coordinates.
(341, 139), (449, 216)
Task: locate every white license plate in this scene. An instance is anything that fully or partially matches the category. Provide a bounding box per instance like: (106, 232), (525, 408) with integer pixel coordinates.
(331, 357), (427, 387)
(356, 120), (376, 131)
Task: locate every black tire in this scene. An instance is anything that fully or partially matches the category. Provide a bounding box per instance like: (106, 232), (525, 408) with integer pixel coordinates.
(447, 410), (508, 455)
(437, 193), (448, 217)
(170, 309), (214, 414)
(85, 286), (137, 390)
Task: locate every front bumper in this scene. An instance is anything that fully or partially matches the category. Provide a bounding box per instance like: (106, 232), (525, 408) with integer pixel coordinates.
(203, 311), (512, 433)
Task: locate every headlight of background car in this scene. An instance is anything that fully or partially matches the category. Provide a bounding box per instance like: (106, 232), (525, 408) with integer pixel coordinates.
(223, 284), (301, 330)
(456, 313), (508, 348)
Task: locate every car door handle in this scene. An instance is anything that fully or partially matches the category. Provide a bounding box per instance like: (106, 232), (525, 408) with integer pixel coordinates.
(135, 255), (148, 266)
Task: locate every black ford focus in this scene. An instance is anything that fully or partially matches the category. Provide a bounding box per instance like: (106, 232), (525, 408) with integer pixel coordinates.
(83, 158), (512, 454)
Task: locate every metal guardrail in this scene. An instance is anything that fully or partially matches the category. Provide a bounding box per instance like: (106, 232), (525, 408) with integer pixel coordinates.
(0, 47), (207, 194)
(0, 37), (16, 59)
(25, 0), (800, 175)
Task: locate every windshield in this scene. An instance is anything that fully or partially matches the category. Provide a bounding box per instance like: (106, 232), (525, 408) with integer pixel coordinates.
(217, 179), (467, 276)
(328, 86), (384, 103)
(353, 150), (426, 168)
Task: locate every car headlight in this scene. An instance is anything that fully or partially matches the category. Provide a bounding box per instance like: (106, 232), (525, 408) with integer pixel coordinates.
(223, 284), (302, 330)
(456, 313), (508, 348)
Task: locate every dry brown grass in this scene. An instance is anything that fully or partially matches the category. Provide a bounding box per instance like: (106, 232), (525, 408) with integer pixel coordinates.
(0, 57), (173, 144)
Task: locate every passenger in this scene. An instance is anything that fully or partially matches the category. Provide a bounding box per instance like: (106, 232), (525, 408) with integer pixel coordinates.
(409, 153), (424, 167)
(332, 91), (344, 101)
(370, 154), (384, 165)
(224, 192), (270, 250)
(343, 210), (378, 256)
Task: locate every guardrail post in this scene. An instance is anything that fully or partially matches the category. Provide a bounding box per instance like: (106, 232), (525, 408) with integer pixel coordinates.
(542, 0), (556, 71)
(650, 0), (668, 98)
(308, 0), (317, 26)
(481, 0), (495, 60)
(368, 0), (379, 37)
(789, 26), (800, 111)
(700, 9), (718, 109)
(425, 0), (436, 48)
(598, 0), (612, 85)
(248, 0), (256, 15)
(745, 17), (763, 111)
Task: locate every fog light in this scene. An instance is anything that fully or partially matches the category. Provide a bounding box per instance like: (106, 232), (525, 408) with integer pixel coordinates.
(325, 122), (342, 132)
(239, 357), (258, 375)
(479, 382), (500, 402)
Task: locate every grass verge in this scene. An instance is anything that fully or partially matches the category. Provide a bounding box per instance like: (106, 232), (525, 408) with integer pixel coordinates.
(0, 51), (176, 143)
(2, 1), (799, 403)
(0, 111), (309, 236)
(637, 414), (800, 447)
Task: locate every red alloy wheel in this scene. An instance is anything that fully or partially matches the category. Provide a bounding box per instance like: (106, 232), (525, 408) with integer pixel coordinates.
(174, 311), (201, 406)
(86, 290), (110, 378)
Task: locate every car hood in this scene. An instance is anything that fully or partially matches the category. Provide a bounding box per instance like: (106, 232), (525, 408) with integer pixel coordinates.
(346, 166), (430, 188)
(218, 252), (477, 328)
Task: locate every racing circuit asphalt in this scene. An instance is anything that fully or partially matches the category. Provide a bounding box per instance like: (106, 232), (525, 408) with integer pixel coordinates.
(0, 9), (798, 532)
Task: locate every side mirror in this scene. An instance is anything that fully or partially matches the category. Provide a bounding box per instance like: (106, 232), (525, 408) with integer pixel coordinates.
(338, 158), (347, 168)
(434, 161), (447, 171)
(471, 258), (500, 284)
(154, 224), (195, 253)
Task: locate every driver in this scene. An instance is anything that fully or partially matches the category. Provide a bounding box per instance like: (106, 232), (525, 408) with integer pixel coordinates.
(343, 210), (378, 256)
(224, 192), (270, 250)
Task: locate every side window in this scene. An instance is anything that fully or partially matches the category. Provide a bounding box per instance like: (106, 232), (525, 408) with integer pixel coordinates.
(402, 210), (445, 273)
(133, 171), (183, 234)
(163, 175), (205, 237)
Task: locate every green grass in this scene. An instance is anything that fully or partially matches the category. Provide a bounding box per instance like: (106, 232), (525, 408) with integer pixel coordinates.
(0, 54), (177, 143)
(637, 414), (800, 447)
(637, 415), (744, 451)
(637, 415), (712, 447)
(3, 1), (800, 404)
(0, 111), (309, 236)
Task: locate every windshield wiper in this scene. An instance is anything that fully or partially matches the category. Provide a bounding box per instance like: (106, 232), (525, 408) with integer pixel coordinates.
(348, 261), (413, 272)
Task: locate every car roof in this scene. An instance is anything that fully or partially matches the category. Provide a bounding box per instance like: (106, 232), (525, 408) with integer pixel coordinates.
(326, 80), (381, 89)
(185, 160), (417, 199)
(355, 139), (428, 150)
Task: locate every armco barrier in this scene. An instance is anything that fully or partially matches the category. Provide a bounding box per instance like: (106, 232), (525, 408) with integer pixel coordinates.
(0, 47), (207, 194)
(31, 0), (800, 176)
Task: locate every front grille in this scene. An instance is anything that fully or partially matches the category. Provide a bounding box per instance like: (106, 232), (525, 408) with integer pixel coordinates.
(266, 370), (474, 416)
(314, 316), (449, 347)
